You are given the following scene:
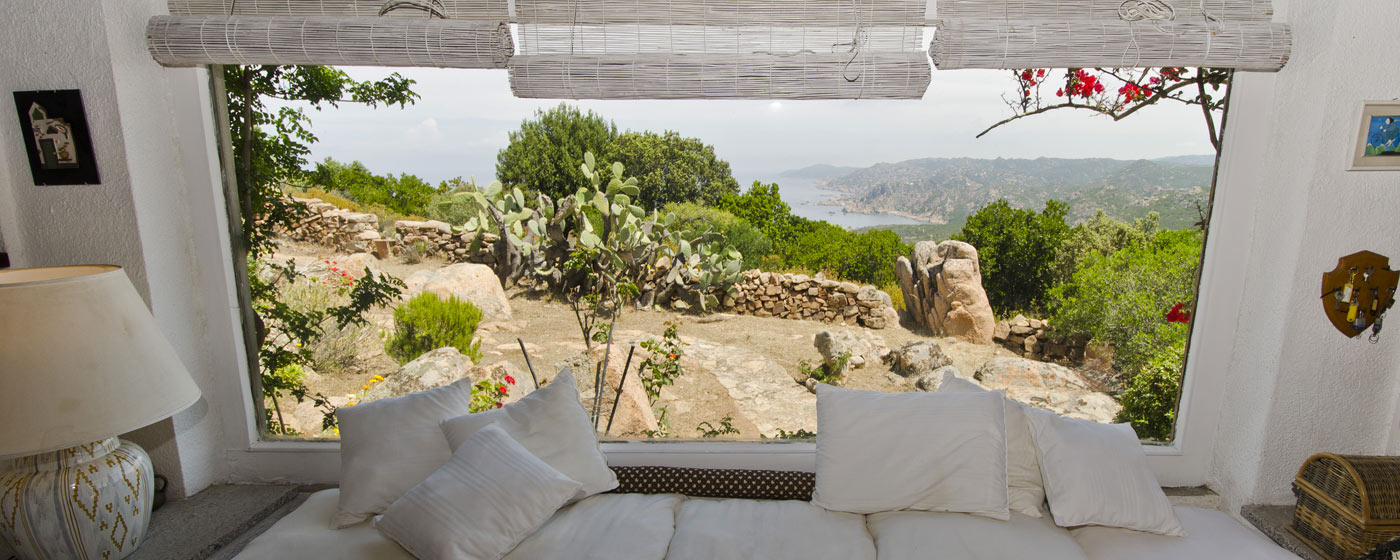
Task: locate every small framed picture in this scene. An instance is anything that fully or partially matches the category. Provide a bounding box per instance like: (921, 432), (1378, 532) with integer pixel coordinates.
(1351, 101), (1400, 171)
(12, 90), (101, 185)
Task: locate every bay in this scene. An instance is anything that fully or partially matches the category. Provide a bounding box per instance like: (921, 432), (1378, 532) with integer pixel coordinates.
(742, 175), (925, 230)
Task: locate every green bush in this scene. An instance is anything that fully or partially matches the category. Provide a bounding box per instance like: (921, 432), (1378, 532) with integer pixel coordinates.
(952, 199), (1071, 314)
(1114, 337), (1185, 441)
(663, 202), (773, 270)
(385, 293), (484, 364)
(310, 158), (444, 217)
(1049, 228), (1201, 377)
(1053, 210), (1159, 286)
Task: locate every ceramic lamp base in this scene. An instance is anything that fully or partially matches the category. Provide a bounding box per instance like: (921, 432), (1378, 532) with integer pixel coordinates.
(0, 438), (155, 560)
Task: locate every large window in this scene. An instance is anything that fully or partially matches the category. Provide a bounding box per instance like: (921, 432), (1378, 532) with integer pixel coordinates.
(222, 64), (1226, 445)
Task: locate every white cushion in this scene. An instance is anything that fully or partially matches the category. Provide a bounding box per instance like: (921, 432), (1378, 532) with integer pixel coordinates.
(666, 498), (875, 560)
(1072, 506), (1296, 559)
(374, 423), (583, 560)
(332, 377), (474, 528)
(232, 489), (415, 560)
(506, 493), (683, 560)
(937, 371), (1046, 518)
(1023, 407), (1184, 536)
(867, 510), (1089, 560)
(811, 384), (1010, 519)
(441, 369), (617, 500)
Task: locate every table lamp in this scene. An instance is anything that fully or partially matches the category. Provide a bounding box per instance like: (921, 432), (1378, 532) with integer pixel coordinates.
(0, 266), (202, 560)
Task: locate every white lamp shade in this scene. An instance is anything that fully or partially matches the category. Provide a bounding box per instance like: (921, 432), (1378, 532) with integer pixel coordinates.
(0, 266), (201, 459)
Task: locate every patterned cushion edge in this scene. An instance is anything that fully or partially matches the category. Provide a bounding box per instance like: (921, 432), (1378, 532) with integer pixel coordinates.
(609, 466), (815, 501)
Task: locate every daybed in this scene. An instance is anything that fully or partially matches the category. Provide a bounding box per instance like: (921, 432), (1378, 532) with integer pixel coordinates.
(231, 370), (1299, 560)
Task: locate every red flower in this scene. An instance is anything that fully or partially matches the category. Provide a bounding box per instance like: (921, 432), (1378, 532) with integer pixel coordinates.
(1166, 302), (1192, 324)
(497, 385), (508, 395)
(1036, 69), (1046, 78)
(505, 375), (516, 385)
(1056, 88), (1064, 97)
(495, 401), (504, 408)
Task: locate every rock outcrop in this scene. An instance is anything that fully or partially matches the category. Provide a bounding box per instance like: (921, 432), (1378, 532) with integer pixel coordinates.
(974, 357), (1121, 423)
(557, 348), (658, 438)
(896, 240), (996, 344)
(404, 263), (513, 318)
(889, 339), (954, 378)
(915, 365), (966, 392)
(365, 347), (474, 400)
(992, 314), (1086, 364)
(813, 329), (890, 375)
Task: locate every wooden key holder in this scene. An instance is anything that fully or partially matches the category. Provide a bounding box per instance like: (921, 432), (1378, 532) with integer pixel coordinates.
(1320, 251), (1399, 338)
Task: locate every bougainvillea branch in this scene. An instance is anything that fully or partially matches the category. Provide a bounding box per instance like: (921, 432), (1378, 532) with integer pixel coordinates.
(979, 67), (1231, 152)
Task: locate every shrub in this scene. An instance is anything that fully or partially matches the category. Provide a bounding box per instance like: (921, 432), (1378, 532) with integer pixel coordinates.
(952, 199), (1071, 314)
(881, 281), (905, 311)
(663, 202), (774, 270)
(385, 293), (484, 364)
(1114, 337), (1185, 441)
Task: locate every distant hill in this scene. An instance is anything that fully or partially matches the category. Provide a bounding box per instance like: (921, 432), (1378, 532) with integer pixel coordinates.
(779, 164), (861, 180)
(801, 156), (1214, 230)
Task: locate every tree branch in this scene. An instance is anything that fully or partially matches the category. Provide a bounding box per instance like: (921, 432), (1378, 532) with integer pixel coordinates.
(1197, 78), (1221, 152)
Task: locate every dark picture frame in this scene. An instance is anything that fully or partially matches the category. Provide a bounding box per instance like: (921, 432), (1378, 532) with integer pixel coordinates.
(12, 90), (101, 185)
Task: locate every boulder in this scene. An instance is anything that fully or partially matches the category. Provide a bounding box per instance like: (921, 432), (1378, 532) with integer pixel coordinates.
(915, 365), (965, 392)
(973, 357), (1121, 424)
(339, 252), (380, 279)
(556, 348), (659, 438)
(862, 305), (899, 330)
(285, 395), (351, 437)
(889, 339), (953, 378)
(896, 240), (996, 344)
(813, 329), (887, 373)
(365, 347), (474, 400)
(404, 263), (512, 318)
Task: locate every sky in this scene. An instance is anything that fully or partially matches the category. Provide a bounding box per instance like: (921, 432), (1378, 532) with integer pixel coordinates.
(269, 65), (1215, 186)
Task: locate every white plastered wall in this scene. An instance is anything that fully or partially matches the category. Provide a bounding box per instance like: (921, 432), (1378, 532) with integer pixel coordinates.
(1207, 0), (1400, 514)
(0, 0), (247, 499)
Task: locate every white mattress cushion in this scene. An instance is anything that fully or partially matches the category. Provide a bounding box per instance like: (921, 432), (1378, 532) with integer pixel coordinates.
(441, 369), (617, 501)
(374, 423), (583, 560)
(1071, 506), (1298, 559)
(332, 377), (474, 528)
(1024, 407), (1184, 536)
(937, 371), (1046, 518)
(232, 489), (416, 560)
(867, 510), (1089, 560)
(666, 498), (876, 560)
(506, 493), (684, 560)
(812, 384), (1010, 519)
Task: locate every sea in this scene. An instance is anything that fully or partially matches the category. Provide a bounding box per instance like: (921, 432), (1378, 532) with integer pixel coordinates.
(742, 175), (925, 230)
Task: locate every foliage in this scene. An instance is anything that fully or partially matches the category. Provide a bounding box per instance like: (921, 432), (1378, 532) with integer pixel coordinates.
(642, 406), (673, 438)
(799, 351), (850, 385)
(638, 321), (686, 405)
(425, 178), (483, 225)
(781, 221), (909, 287)
(384, 292), (484, 364)
(496, 104), (618, 201)
(611, 131), (741, 210)
(953, 199), (1071, 314)
(310, 158), (443, 217)
(1049, 229), (1202, 377)
(718, 181), (801, 246)
(664, 203), (773, 270)
(881, 281), (905, 312)
(226, 64), (416, 435)
(470, 378), (515, 413)
(984, 67), (1231, 152)
(761, 428), (817, 440)
(1114, 335), (1185, 441)
(1053, 210), (1159, 286)
(696, 416), (741, 438)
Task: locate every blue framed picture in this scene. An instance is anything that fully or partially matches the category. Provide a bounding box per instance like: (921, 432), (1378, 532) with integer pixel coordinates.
(1352, 101), (1400, 171)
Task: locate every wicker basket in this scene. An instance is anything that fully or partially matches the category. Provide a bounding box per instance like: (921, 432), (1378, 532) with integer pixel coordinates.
(1290, 453), (1400, 560)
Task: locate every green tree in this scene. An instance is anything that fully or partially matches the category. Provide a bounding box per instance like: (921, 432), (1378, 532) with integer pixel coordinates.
(663, 203), (773, 270)
(1049, 228), (1201, 377)
(718, 181), (799, 246)
(1114, 332), (1186, 441)
(952, 199), (1071, 313)
(225, 65), (415, 434)
(611, 131), (741, 210)
(309, 158), (444, 216)
(1053, 210), (1159, 285)
(782, 222), (909, 286)
(495, 103), (618, 200)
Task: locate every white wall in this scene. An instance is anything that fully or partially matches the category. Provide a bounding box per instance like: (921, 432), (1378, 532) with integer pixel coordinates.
(1208, 1), (1400, 514)
(0, 0), (246, 499)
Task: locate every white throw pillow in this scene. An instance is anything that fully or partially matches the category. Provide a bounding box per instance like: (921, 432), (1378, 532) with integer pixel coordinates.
(333, 377), (474, 528)
(937, 371), (1046, 518)
(1023, 407), (1185, 536)
(811, 384), (1010, 519)
(374, 423), (583, 560)
(440, 369), (617, 500)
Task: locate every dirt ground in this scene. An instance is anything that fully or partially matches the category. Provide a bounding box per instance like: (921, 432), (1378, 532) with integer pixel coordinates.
(272, 241), (1020, 439)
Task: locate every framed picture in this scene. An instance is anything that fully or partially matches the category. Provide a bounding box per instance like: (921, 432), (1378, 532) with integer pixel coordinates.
(12, 90), (101, 185)
(1351, 101), (1400, 171)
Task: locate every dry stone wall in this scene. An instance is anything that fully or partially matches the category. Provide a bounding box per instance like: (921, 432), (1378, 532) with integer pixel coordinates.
(394, 220), (498, 264)
(717, 270), (899, 329)
(282, 197), (382, 252)
(992, 314), (1088, 364)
